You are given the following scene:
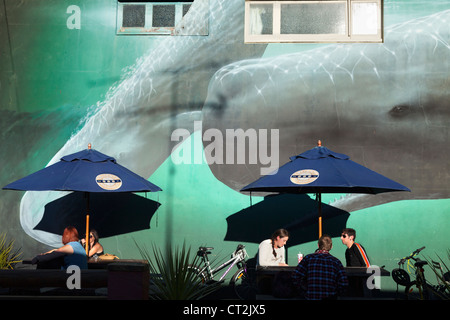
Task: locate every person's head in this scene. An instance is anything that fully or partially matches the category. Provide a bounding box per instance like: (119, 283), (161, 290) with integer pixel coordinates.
(62, 226), (80, 245)
(341, 228), (356, 246)
(318, 234), (333, 251)
(271, 229), (289, 249)
(89, 229), (100, 244)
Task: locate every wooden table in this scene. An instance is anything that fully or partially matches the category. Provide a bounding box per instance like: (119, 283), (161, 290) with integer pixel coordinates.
(256, 266), (390, 298)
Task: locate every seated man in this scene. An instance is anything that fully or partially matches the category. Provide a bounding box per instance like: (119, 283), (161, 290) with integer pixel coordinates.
(292, 235), (348, 300)
(341, 228), (370, 267)
(341, 228), (370, 296)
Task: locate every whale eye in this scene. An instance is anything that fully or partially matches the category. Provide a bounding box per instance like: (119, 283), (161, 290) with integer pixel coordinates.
(389, 104), (410, 117)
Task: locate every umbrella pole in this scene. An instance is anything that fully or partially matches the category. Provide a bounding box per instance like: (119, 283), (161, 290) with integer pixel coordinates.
(317, 193), (322, 238)
(86, 214), (89, 255)
(85, 192), (90, 256)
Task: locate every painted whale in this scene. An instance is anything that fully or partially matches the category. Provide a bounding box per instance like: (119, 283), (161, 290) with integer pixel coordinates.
(202, 9), (450, 212)
(18, 6), (450, 246)
(18, 0), (267, 247)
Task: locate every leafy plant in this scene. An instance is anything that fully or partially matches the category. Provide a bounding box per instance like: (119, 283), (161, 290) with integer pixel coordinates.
(0, 233), (22, 270)
(136, 241), (222, 300)
(425, 250), (450, 300)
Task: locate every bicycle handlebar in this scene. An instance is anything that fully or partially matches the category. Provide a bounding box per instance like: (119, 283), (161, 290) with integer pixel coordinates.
(197, 245), (246, 257)
(399, 246), (426, 265)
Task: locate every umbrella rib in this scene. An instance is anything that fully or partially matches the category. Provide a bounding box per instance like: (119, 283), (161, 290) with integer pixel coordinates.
(328, 159), (353, 188)
(60, 160), (84, 191)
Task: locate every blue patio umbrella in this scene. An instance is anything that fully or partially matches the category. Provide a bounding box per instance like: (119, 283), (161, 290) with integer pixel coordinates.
(241, 141), (410, 237)
(3, 144), (162, 253)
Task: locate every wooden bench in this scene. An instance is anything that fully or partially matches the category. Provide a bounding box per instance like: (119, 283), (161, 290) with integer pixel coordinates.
(0, 260), (150, 300)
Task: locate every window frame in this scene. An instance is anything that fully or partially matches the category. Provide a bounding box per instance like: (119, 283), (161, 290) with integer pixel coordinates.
(116, 1), (199, 35)
(244, 0), (383, 43)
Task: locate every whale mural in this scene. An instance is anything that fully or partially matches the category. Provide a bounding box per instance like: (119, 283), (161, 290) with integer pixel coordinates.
(16, 6), (450, 248)
(15, 0), (268, 247)
(1, 0), (449, 282)
(203, 9), (450, 212)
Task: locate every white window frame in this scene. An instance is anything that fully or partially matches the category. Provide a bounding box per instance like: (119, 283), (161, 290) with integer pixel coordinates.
(117, 2), (206, 35)
(244, 0), (383, 43)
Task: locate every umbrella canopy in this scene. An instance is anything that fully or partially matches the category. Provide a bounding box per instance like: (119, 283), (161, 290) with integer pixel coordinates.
(225, 194), (349, 247)
(3, 145), (161, 193)
(241, 141), (410, 237)
(3, 144), (162, 253)
(35, 192), (161, 238)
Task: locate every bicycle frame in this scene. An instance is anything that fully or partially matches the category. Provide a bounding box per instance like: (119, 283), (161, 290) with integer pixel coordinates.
(393, 246), (450, 300)
(197, 245), (248, 282)
(398, 247), (429, 299)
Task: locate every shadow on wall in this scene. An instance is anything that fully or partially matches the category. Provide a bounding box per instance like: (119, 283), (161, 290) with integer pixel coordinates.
(224, 193), (349, 247)
(34, 192), (161, 238)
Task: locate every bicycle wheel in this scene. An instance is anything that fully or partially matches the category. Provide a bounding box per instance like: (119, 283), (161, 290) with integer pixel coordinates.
(230, 267), (257, 300)
(403, 280), (437, 300)
(187, 265), (208, 284)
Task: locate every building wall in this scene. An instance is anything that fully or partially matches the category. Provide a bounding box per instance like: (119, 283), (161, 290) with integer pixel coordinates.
(1, 0), (449, 291)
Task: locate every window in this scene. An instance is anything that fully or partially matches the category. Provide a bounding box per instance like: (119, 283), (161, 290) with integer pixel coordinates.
(117, 1), (208, 35)
(245, 0), (383, 43)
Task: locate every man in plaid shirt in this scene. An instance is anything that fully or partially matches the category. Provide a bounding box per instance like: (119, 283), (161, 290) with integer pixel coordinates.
(292, 235), (348, 300)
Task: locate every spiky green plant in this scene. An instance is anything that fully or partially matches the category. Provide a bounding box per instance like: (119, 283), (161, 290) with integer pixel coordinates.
(0, 233), (22, 269)
(136, 241), (222, 300)
(425, 250), (450, 300)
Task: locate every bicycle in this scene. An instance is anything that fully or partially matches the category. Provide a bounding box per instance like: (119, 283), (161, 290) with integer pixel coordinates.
(392, 246), (448, 300)
(189, 244), (257, 300)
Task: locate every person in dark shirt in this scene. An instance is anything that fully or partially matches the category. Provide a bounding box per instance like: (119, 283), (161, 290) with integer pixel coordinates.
(292, 234), (348, 300)
(341, 228), (370, 296)
(340, 228), (370, 267)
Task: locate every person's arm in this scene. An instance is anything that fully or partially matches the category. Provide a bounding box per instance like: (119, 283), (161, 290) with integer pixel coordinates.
(54, 244), (75, 255)
(88, 242), (103, 257)
(44, 244), (72, 255)
(258, 241), (276, 266)
(336, 262), (349, 295)
(291, 258), (307, 292)
(354, 243), (370, 267)
(42, 244), (74, 256)
(279, 247), (288, 266)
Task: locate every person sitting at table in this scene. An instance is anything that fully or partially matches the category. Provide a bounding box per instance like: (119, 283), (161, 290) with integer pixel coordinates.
(81, 229), (104, 259)
(257, 229), (289, 266)
(340, 228), (370, 267)
(44, 226), (88, 269)
(341, 228), (370, 296)
(292, 234), (348, 300)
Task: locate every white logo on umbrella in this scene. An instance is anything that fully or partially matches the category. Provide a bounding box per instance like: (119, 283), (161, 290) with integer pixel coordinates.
(290, 169), (319, 185)
(96, 174), (122, 190)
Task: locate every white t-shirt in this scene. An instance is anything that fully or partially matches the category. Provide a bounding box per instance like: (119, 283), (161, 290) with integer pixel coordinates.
(257, 239), (286, 266)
